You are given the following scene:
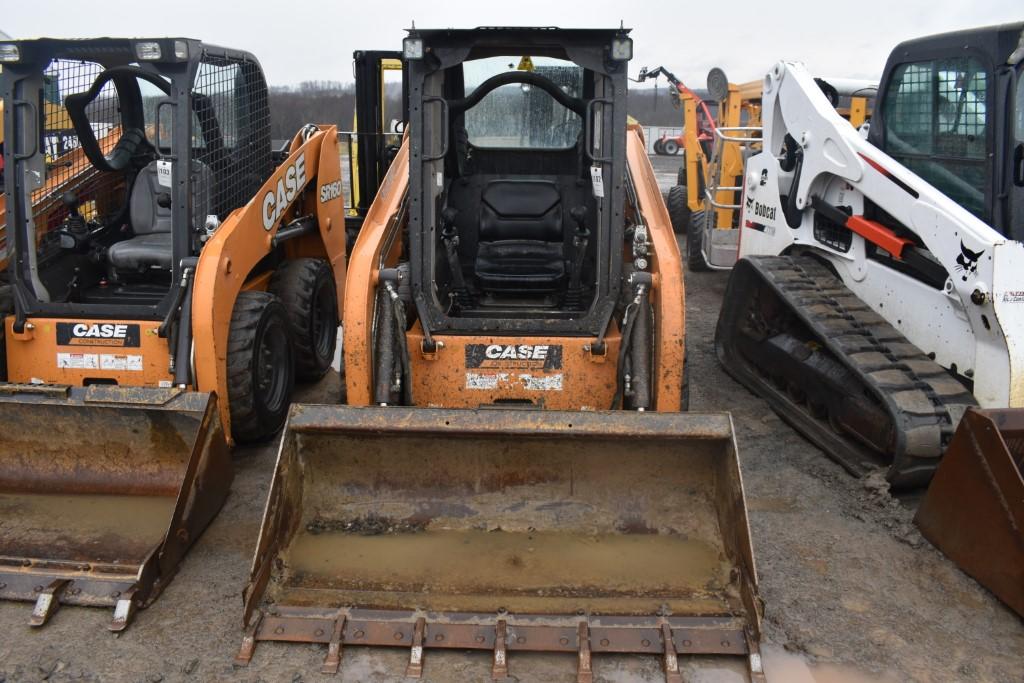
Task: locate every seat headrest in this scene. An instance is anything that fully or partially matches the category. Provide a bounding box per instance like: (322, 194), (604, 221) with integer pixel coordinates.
(129, 160), (213, 237)
(481, 180), (561, 218)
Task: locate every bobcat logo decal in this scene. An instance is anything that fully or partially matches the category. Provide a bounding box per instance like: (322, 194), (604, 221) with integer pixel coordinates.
(955, 241), (984, 281)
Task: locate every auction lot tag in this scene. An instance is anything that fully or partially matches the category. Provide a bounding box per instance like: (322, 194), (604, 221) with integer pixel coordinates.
(157, 160), (173, 188)
(590, 165), (605, 198)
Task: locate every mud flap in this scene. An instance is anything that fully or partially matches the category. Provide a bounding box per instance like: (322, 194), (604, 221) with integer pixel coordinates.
(240, 405), (764, 680)
(915, 408), (1024, 617)
(0, 384), (231, 630)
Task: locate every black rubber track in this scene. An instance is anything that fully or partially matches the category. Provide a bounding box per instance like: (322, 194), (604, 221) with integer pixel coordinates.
(227, 291), (295, 444)
(270, 258), (338, 382)
(715, 255), (976, 488)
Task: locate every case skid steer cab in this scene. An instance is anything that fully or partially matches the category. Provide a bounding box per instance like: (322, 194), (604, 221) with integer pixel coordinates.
(237, 27), (765, 683)
(715, 22), (1024, 490)
(0, 38), (346, 630)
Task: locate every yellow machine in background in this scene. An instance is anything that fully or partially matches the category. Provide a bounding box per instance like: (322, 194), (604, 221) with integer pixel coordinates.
(638, 65), (875, 270)
(347, 54), (403, 217)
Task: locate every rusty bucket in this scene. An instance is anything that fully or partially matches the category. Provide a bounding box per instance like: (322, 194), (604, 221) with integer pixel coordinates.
(239, 406), (763, 681)
(915, 408), (1024, 618)
(0, 384), (231, 630)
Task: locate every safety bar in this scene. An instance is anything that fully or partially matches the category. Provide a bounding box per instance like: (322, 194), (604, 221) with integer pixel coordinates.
(712, 126), (762, 144)
(703, 186), (744, 210)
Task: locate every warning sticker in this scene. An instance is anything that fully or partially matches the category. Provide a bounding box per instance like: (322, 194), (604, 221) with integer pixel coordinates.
(100, 354), (144, 371)
(57, 353), (99, 370)
(465, 372), (563, 391)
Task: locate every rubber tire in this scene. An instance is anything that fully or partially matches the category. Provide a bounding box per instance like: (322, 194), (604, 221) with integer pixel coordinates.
(653, 139), (665, 155)
(687, 210), (711, 272)
(663, 139), (679, 155)
(270, 258), (338, 382)
(676, 165), (686, 187)
(667, 185), (690, 235)
(227, 291), (295, 444)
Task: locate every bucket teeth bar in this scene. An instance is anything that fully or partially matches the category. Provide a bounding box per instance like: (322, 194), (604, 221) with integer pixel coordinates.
(236, 609), (756, 682)
(1, 569), (145, 630)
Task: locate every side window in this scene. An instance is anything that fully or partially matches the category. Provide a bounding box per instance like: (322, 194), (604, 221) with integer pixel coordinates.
(191, 58), (271, 216)
(882, 57), (989, 221)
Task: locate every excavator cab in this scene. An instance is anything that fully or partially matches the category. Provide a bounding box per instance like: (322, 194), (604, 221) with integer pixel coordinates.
(239, 27), (764, 682)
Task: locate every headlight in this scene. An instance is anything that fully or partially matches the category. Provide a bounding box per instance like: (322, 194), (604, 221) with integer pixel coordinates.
(174, 40), (188, 60)
(0, 44), (21, 63)
(610, 36), (632, 61)
(403, 37), (424, 60)
(134, 41), (162, 61)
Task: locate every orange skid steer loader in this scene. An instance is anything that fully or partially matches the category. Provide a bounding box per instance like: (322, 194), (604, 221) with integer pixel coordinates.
(0, 37), (347, 629)
(238, 27), (765, 682)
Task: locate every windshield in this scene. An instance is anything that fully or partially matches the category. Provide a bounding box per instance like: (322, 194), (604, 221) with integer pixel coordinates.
(462, 56), (583, 149)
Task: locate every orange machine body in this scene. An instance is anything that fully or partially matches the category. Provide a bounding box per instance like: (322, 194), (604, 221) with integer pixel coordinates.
(5, 125), (347, 442)
(344, 127), (685, 412)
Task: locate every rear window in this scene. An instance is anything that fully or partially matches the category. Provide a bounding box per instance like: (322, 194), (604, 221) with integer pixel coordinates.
(462, 56), (583, 150)
(882, 56), (989, 221)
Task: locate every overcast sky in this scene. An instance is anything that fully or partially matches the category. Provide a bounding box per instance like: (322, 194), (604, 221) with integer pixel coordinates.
(2, 0), (1020, 87)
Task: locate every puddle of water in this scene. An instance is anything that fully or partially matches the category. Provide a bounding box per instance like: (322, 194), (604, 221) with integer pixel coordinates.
(287, 528), (729, 597)
(762, 645), (901, 683)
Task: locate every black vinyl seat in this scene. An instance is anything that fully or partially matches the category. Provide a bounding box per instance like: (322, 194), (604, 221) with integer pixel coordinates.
(107, 160), (211, 271)
(473, 180), (566, 292)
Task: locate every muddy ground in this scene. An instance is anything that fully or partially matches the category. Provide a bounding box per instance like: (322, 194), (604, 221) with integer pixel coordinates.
(1, 154), (1021, 682)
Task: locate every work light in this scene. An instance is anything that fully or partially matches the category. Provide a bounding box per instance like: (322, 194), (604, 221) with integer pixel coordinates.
(135, 41), (162, 61)
(403, 37), (424, 60)
(0, 44), (20, 63)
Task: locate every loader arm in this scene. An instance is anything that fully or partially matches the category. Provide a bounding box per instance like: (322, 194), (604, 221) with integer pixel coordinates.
(626, 125), (687, 402)
(738, 61), (1024, 407)
(193, 126), (346, 440)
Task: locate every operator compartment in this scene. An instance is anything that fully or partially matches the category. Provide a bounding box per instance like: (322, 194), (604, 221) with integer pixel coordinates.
(4, 42), (269, 313)
(430, 55), (600, 317)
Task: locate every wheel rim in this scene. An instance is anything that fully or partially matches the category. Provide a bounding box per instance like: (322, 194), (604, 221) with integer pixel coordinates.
(311, 281), (336, 363)
(255, 317), (290, 413)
